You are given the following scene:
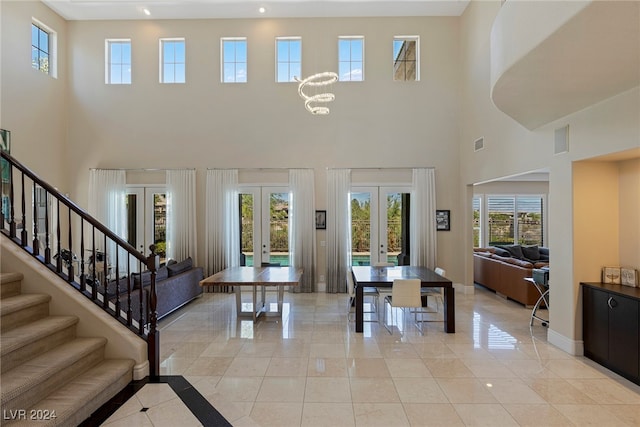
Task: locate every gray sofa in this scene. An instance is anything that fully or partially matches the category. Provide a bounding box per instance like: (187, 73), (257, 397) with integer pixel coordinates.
(106, 257), (203, 324)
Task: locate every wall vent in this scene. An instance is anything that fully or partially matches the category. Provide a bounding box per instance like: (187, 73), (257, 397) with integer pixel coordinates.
(554, 125), (569, 154)
(474, 137), (484, 152)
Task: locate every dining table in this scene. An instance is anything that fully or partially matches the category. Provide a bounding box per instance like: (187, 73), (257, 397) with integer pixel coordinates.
(351, 265), (455, 333)
(200, 266), (303, 322)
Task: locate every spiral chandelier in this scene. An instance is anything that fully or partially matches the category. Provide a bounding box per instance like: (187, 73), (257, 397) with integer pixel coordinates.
(295, 72), (338, 115)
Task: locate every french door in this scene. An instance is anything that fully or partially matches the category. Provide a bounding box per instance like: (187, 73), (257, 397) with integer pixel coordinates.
(125, 185), (167, 267)
(240, 186), (290, 267)
(350, 186), (409, 266)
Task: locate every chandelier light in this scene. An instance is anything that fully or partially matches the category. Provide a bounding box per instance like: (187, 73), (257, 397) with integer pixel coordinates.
(295, 72), (338, 115)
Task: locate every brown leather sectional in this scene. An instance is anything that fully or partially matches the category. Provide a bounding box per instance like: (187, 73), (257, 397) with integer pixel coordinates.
(473, 248), (549, 307)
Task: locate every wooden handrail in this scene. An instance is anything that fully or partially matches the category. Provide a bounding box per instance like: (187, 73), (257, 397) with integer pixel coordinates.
(0, 150), (159, 378)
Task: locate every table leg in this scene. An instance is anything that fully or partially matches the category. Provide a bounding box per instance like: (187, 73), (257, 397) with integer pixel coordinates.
(277, 285), (284, 314)
(253, 286), (258, 323)
(444, 286), (455, 333)
(356, 282), (363, 333)
(235, 286), (242, 316)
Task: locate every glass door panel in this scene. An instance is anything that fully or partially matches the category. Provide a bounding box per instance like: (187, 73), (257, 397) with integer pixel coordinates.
(126, 186), (166, 264)
(384, 190), (403, 265)
(351, 190), (376, 266)
(125, 188), (145, 254)
(262, 188), (289, 266)
(149, 192), (167, 263)
(240, 190), (259, 266)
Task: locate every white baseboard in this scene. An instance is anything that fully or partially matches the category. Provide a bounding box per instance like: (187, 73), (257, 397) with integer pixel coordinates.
(547, 328), (584, 356)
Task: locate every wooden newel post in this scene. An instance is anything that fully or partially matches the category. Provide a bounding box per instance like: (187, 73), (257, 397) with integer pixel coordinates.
(146, 244), (160, 379)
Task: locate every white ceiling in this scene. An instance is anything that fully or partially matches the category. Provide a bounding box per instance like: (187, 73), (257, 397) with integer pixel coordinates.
(491, 0), (640, 130)
(42, 0), (470, 20)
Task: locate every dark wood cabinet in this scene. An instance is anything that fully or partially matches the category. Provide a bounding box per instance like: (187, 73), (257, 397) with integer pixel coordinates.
(582, 282), (640, 385)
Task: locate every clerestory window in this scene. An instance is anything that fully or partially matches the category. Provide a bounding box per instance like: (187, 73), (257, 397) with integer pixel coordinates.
(338, 36), (364, 81)
(393, 36), (419, 81)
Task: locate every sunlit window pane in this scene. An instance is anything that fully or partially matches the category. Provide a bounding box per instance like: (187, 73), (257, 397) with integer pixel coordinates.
(222, 38), (247, 83)
(338, 36), (364, 81)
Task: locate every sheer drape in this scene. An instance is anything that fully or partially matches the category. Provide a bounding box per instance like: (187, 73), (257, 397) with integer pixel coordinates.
(88, 169), (127, 271)
(205, 170), (240, 291)
(410, 168), (437, 268)
(166, 169), (197, 262)
(327, 169), (351, 293)
(288, 169), (315, 293)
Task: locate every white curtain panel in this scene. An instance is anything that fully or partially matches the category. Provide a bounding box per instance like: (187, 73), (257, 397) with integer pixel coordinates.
(326, 169), (352, 293)
(88, 169), (127, 271)
(166, 169), (197, 263)
(205, 169), (240, 281)
(288, 169), (316, 293)
(410, 168), (437, 268)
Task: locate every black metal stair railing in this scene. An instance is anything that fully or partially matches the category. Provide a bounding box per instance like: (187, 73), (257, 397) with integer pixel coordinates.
(0, 150), (160, 378)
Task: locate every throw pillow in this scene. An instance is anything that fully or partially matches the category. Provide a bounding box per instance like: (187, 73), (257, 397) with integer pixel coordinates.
(521, 245), (540, 261)
(132, 266), (169, 289)
(167, 257), (193, 276)
(492, 247), (511, 257)
(496, 244), (525, 260)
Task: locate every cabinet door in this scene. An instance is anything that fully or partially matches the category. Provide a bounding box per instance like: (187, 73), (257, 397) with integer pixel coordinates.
(609, 294), (639, 379)
(583, 287), (609, 362)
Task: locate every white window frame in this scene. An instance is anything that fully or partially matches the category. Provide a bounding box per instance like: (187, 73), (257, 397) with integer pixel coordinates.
(393, 35), (420, 81)
(338, 36), (364, 82)
(159, 38), (186, 84)
(275, 36), (302, 83)
(105, 39), (132, 84)
(478, 194), (548, 247)
(221, 37), (248, 83)
(31, 18), (57, 78)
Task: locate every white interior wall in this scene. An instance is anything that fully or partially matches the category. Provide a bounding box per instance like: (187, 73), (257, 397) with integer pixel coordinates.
(1, 1), (69, 189)
(2, 8), (464, 286)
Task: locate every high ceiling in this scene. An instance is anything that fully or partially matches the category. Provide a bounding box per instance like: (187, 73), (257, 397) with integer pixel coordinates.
(42, 0), (470, 20)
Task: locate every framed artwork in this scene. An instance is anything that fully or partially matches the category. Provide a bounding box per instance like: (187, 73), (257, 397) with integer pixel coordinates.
(602, 267), (621, 284)
(436, 210), (450, 231)
(621, 268), (638, 287)
(315, 210), (326, 230)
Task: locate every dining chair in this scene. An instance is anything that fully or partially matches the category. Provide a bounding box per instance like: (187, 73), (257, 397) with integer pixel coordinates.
(347, 268), (380, 322)
(382, 278), (424, 335)
(373, 261), (395, 297)
(419, 267), (445, 313)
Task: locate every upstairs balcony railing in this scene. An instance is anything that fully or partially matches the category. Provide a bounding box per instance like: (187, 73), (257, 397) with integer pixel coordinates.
(0, 150), (160, 378)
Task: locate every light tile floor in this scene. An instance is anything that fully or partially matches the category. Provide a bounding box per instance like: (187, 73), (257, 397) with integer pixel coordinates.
(103, 286), (640, 426)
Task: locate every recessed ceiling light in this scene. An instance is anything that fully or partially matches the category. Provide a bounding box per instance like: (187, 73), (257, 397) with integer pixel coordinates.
(143, 8), (151, 16)
(258, 7), (266, 14)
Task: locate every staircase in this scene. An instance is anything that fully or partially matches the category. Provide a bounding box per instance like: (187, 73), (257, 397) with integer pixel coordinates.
(0, 272), (134, 426)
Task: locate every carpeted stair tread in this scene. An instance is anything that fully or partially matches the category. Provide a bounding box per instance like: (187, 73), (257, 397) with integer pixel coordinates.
(0, 273), (23, 299)
(1, 337), (107, 407)
(1, 316), (78, 357)
(1, 316), (80, 374)
(0, 294), (51, 317)
(9, 358), (135, 427)
(0, 272), (24, 285)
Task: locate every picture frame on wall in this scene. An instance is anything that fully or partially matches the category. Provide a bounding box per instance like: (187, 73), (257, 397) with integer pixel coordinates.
(602, 267), (621, 284)
(315, 210), (326, 230)
(436, 210), (450, 231)
(621, 268), (638, 287)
